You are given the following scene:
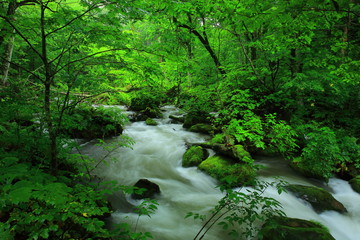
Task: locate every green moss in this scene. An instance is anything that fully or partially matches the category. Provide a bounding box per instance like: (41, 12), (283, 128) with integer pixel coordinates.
(349, 176), (360, 194)
(182, 146), (209, 167)
(285, 184), (347, 213)
(198, 155), (256, 187)
(262, 216), (335, 240)
(233, 145), (252, 163)
(188, 123), (213, 134)
(145, 118), (158, 126)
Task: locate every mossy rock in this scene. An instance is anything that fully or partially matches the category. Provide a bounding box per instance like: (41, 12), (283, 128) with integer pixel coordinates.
(210, 144), (253, 163)
(183, 111), (211, 128)
(198, 155), (256, 187)
(262, 216), (335, 240)
(131, 179), (161, 200)
(182, 146), (209, 167)
(130, 108), (163, 121)
(232, 145), (252, 163)
(349, 176), (360, 194)
(285, 184), (347, 213)
(169, 115), (185, 123)
(145, 118), (158, 126)
(188, 123), (213, 134)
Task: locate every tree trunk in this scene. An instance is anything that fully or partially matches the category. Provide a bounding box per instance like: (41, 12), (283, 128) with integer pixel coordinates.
(0, 2), (17, 85)
(1, 30), (15, 85)
(40, 2), (58, 174)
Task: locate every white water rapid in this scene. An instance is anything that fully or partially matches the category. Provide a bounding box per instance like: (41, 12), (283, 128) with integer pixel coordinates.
(81, 106), (360, 240)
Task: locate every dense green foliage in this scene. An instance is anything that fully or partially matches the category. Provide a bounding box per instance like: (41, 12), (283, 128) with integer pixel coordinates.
(1, 0), (359, 238)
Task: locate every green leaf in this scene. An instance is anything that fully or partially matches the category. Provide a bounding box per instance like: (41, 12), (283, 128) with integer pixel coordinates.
(9, 187), (33, 204)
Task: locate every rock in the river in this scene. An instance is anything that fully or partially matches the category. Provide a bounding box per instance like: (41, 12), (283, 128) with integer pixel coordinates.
(198, 155), (256, 187)
(194, 142), (253, 163)
(349, 176), (360, 194)
(169, 115), (185, 123)
(145, 118), (158, 126)
(182, 146), (209, 167)
(188, 123), (213, 134)
(131, 179), (161, 200)
(285, 184), (347, 213)
(261, 216), (336, 240)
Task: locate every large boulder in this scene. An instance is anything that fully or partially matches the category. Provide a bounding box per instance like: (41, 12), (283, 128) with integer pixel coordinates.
(182, 146), (209, 167)
(285, 184), (347, 213)
(349, 176), (360, 194)
(198, 155), (256, 187)
(131, 179), (161, 200)
(261, 216), (335, 240)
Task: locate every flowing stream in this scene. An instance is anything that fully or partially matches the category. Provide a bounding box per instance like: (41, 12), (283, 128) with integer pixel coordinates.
(81, 106), (360, 240)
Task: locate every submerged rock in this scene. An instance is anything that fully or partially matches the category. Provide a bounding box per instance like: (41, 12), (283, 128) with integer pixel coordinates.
(131, 179), (161, 200)
(349, 176), (360, 194)
(285, 184), (347, 213)
(182, 146), (209, 167)
(262, 216), (336, 240)
(198, 155), (256, 187)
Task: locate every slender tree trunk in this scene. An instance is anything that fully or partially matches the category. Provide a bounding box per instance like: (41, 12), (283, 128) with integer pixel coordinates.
(0, 2), (17, 85)
(40, 2), (58, 174)
(1, 30), (15, 85)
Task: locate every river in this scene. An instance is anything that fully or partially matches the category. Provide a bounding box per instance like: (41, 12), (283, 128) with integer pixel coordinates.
(80, 106), (360, 240)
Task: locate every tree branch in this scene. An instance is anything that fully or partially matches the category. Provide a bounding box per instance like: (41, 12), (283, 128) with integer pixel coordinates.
(0, 15), (43, 60)
(54, 48), (130, 75)
(174, 18), (226, 76)
(45, 3), (100, 37)
(0, 55), (43, 82)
